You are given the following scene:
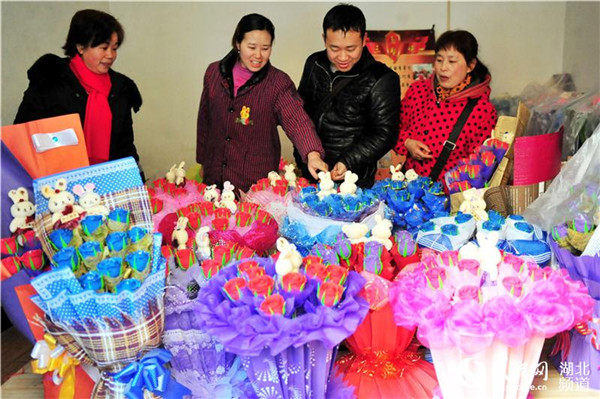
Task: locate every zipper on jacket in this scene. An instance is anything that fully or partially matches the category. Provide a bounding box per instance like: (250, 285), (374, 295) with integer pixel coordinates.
(314, 62), (358, 130)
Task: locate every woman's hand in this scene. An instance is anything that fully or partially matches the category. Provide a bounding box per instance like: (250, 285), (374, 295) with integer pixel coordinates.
(307, 151), (329, 180)
(331, 162), (347, 181)
(405, 138), (433, 161)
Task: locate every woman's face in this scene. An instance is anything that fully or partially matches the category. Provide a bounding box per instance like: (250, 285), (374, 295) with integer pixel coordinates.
(433, 46), (476, 89)
(236, 29), (272, 72)
(77, 32), (119, 74)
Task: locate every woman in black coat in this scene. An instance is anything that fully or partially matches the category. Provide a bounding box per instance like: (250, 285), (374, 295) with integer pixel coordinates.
(14, 9), (143, 168)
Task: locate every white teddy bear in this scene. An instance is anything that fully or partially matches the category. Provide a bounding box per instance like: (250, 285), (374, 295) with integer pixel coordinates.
(8, 187), (36, 235)
(275, 237), (303, 277)
(268, 171), (282, 187)
(165, 164), (177, 184)
(459, 231), (502, 282)
(390, 164), (405, 181)
(342, 222), (369, 244)
(339, 171), (359, 195)
(283, 164), (297, 188)
(369, 215), (393, 250)
(459, 188), (488, 221)
(404, 168), (419, 182)
(72, 183), (109, 218)
(216, 181), (237, 213)
(41, 178), (84, 225)
(195, 226), (212, 260)
(203, 184), (219, 203)
(317, 171), (336, 199)
(171, 216), (189, 250)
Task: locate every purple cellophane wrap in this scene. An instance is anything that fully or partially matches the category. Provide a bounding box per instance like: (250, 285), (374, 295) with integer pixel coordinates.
(163, 281), (255, 398)
(549, 237), (600, 389)
(196, 257), (369, 357)
(241, 341), (354, 399)
(1, 269), (36, 343)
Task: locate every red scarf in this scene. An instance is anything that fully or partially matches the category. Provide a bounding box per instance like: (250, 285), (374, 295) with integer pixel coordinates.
(69, 55), (112, 164)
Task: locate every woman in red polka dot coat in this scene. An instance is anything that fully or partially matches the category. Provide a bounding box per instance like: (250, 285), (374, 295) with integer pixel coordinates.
(395, 30), (497, 182)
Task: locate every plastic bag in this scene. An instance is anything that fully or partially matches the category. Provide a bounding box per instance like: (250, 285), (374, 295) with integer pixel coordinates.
(523, 124), (600, 231)
(560, 92), (600, 160)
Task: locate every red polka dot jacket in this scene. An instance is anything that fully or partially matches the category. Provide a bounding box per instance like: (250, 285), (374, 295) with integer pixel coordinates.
(394, 75), (497, 181)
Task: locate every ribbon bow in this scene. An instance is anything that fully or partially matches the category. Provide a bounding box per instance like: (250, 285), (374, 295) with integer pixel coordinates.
(113, 349), (191, 399)
(31, 333), (80, 398)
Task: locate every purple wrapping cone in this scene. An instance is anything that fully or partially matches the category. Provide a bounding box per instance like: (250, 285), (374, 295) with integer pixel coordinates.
(241, 341), (338, 399)
(563, 300), (600, 390)
(164, 284), (255, 398)
(0, 269), (35, 343)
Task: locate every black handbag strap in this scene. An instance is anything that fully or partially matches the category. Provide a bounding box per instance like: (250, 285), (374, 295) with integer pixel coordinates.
(429, 97), (479, 181)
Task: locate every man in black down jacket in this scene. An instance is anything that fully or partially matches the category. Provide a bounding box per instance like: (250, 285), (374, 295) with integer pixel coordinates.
(295, 4), (400, 188)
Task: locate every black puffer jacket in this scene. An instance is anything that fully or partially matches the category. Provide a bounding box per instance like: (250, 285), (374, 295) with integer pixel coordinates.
(14, 54), (142, 162)
(295, 49), (400, 187)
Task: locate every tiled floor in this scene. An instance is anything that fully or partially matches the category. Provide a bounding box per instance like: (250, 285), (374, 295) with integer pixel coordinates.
(1, 327), (598, 398)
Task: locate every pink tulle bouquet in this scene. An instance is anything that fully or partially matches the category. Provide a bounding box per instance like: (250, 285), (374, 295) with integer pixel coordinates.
(390, 250), (593, 399)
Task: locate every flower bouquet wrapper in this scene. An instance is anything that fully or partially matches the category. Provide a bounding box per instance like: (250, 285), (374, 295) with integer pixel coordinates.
(242, 188), (292, 227)
(163, 284), (255, 398)
(562, 300), (600, 390)
(336, 301), (438, 399)
(241, 340), (337, 399)
(429, 334), (545, 399)
(195, 256), (370, 398)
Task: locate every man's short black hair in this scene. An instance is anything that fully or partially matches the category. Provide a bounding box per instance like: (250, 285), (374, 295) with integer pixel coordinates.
(322, 4), (366, 39)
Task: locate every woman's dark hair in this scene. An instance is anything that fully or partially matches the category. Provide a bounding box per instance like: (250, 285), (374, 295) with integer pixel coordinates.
(323, 4), (366, 39)
(231, 13), (275, 48)
(435, 30), (490, 81)
(62, 9), (124, 57)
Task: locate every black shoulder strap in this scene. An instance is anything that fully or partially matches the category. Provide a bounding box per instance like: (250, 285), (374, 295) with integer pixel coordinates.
(316, 77), (353, 116)
(429, 97), (479, 181)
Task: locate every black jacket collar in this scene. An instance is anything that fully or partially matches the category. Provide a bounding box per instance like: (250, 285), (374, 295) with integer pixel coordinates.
(314, 47), (376, 76)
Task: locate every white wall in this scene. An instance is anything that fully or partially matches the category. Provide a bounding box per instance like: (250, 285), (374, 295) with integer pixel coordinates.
(563, 1), (600, 92)
(2, 1), (596, 182)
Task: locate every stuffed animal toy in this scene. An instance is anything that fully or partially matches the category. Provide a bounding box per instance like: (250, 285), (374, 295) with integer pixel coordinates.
(404, 168), (419, 182)
(459, 188), (488, 221)
(390, 164), (405, 181)
(268, 171), (282, 187)
(217, 181), (237, 213)
(342, 222), (369, 244)
(339, 171), (359, 195)
(171, 216), (190, 250)
(41, 178), (84, 225)
(72, 183), (109, 218)
(8, 187), (36, 236)
(165, 164), (177, 184)
(275, 237), (303, 277)
(195, 226), (211, 260)
(459, 231), (501, 281)
(369, 215), (393, 250)
(203, 184), (219, 203)
(317, 171), (336, 199)
(283, 164), (297, 188)
(175, 161), (186, 187)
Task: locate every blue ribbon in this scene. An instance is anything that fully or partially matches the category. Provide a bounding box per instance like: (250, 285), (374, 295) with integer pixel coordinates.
(113, 349), (191, 399)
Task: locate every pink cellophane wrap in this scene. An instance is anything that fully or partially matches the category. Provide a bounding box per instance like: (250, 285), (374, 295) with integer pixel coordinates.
(389, 250), (594, 399)
(336, 272), (438, 398)
(430, 335), (545, 399)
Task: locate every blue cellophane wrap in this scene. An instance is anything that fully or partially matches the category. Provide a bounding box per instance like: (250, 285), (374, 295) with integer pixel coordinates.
(372, 177), (449, 234)
(195, 257), (369, 357)
(284, 198), (386, 249)
(293, 188), (379, 222)
(416, 213), (477, 251)
(30, 233), (165, 325)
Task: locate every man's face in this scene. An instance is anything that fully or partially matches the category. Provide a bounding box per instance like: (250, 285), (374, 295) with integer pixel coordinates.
(323, 28), (364, 72)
